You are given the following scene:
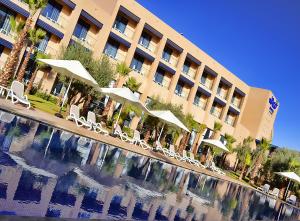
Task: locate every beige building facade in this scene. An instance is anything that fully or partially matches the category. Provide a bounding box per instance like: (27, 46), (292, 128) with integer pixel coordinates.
(0, 0), (279, 147)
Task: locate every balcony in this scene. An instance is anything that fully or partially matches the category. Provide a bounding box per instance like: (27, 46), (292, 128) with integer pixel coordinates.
(0, 27), (16, 44)
(225, 115), (236, 126)
(153, 77), (170, 88)
(193, 99), (206, 110)
(111, 21), (135, 46)
(104, 50), (126, 64)
(131, 65), (150, 77)
(35, 44), (57, 57)
(175, 90), (189, 100)
(200, 77), (213, 92)
(210, 106), (222, 119)
(182, 68), (196, 79)
(71, 33), (96, 51)
(39, 12), (67, 30)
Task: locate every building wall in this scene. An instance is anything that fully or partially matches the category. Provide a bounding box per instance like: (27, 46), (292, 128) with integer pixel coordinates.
(0, 0), (279, 146)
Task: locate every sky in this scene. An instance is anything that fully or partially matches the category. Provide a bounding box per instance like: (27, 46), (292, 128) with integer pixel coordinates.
(137, 0), (300, 150)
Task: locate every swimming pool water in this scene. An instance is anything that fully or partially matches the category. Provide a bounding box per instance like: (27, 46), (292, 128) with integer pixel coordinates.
(0, 109), (299, 221)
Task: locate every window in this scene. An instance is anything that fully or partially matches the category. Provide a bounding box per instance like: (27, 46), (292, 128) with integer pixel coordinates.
(36, 33), (50, 52)
(41, 0), (62, 22)
(114, 16), (128, 33)
(162, 47), (172, 62)
(0, 7), (14, 34)
(154, 69), (165, 85)
(175, 82), (184, 95)
(130, 55), (144, 72)
(104, 40), (120, 58)
(73, 19), (90, 40)
(182, 60), (191, 74)
(194, 93), (200, 105)
(200, 75), (207, 85)
(139, 32), (151, 48)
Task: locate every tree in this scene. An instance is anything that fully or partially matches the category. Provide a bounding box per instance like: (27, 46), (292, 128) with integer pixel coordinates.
(102, 62), (131, 117)
(59, 44), (115, 114)
(234, 142), (252, 180)
(221, 134), (236, 167)
(124, 77), (141, 92)
(0, 0), (48, 87)
(17, 28), (46, 82)
(25, 52), (50, 94)
(250, 137), (271, 183)
(205, 121), (223, 163)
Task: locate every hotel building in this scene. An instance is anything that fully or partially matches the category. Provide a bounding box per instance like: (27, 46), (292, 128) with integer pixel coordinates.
(0, 0), (279, 151)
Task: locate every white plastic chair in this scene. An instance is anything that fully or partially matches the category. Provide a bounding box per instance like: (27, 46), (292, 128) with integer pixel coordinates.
(287, 195), (297, 205)
(257, 184), (270, 193)
(155, 141), (171, 157)
(87, 111), (109, 135)
(168, 145), (183, 160)
(66, 105), (91, 128)
(6, 81), (30, 109)
(210, 162), (226, 175)
(114, 124), (134, 143)
(132, 130), (152, 150)
(269, 188), (279, 198)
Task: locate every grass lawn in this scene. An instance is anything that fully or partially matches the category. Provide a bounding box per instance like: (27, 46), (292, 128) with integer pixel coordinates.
(28, 95), (66, 117)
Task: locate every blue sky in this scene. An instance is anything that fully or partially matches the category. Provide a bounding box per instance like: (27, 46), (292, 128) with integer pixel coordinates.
(137, 0), (300, 150)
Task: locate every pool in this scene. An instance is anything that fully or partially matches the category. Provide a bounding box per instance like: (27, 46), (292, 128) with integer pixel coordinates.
(0, 109), (299, 221)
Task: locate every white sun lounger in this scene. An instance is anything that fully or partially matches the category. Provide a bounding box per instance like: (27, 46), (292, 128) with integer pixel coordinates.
(190, 152), (206, 169)
(114, 124), (134, 143)
(87, 111), (109, 135)
(66, 105), (91, 129)
(168, 145), (183, 160)
(6, 81), (30, 109)
(210, 162), (226, 175)
(155, 141), (171, 156)
(269, 188), (279, 198)
(257, 184), (270, 194)
(132, 130), (152, 150)
(287, 195), (297, 205)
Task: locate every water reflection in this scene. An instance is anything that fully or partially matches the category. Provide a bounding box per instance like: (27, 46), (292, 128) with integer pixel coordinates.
(0, 110), (299, 221)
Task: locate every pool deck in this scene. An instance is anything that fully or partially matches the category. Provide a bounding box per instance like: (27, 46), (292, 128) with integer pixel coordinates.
(0, 99), (253, 188)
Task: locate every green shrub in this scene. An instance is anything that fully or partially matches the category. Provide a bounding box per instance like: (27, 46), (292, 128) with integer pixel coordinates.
(34, 90), (57, 104)
(122, 127), (133, 138)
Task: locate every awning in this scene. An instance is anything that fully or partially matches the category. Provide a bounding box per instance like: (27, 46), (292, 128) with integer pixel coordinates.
(0, 0), (29, 18)
(135, 47), (155, 62)
(36, 19), (64, 39)
(186, 53), (201, 66)
(80, 10), (103, 29)
(144, 23), (163, 39)
(179, 75), (194, 87)
(0, 37), (13, 49)
(202, 139), (229, 152)
(158, 61), (176, 75)
(62, 0), (76, 10)
(109, 31), (131, 48)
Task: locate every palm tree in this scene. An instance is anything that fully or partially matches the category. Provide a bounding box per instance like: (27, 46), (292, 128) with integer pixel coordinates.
(205, 121), (223, 163)
(124, 77), (141, 92)
(9, 16), (25, 37)
(234, 143), (252, 180)
(221, 134), (236, 166)
(25, 52), (50, 94)
(0, 0), (48, 87)
(233, 136), (253, 171)
(250, 137), (271, 183)
(17, 28), (46, 82)
(103, 62), (131, 118)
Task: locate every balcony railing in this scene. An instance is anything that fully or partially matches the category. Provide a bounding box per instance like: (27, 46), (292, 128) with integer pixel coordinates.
(132, 65), (150, 76)
(200, 78), (213, 90)
(175, 90), (189, 99)
(210, 108), (222, 118)
(225, 116), (235, 126)
(72, 33), (96, 48)
(113, 23), (135, 39)
(41, 13), (68, 29)
(231, 97), (241, 109)
(138, 40), (156, 53)
(217, 89), (228, 100)
(0, 28), (16, 39)
(161, 55), (178, 68)
(182, 68), (196, 79)
(154, 78), (170, 88)
(35, 44), (57, 56)
(193, 99), (206, 110)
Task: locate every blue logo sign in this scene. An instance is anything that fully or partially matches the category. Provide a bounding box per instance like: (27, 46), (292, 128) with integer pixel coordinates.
(269, 96), (278, 114)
